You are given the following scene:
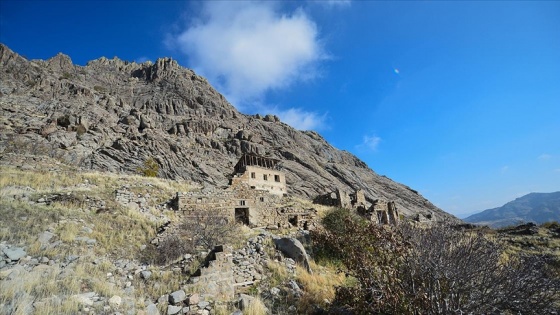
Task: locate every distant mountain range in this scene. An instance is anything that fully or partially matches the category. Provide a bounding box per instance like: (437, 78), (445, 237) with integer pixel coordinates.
(465, 192), (560, 228)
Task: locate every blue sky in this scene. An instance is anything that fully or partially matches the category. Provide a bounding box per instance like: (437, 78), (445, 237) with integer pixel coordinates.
(1, 1), (558, 218)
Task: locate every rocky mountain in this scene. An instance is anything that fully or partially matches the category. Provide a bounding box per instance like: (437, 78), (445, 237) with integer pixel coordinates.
(465, 192), (560, 227)
(0, 43), (456, 221)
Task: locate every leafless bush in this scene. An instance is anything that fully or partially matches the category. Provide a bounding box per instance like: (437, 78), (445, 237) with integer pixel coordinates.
(312, 211), (560, 314)
(148, 211), (242, 266)
(398, 223), (559, 314)
(179, 212), (242, 250)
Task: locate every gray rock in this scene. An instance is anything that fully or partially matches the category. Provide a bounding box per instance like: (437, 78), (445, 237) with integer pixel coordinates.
(146, 303), (160, 315)
(167, 305), (182, 315)
(168, 290), (186, 305)
(197, 301), (210, 309)
(140, 270), (152, 280)
(109, 295), (122, 308)
(38, 231), (55, 244)
(273, 237), (312, 273)
(2, 247), (26, 261)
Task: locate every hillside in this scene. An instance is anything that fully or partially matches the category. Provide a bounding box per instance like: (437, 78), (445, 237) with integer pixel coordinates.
(0, 43), (456, 222)
(465, 192), (560, 227)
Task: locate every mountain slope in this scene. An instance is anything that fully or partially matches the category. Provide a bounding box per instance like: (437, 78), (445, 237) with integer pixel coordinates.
(465, 192), (560, 227)
(0, 43), (456, 221)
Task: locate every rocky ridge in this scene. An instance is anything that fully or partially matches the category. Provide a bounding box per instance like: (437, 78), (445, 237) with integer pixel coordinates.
(0, 43), (456, 221)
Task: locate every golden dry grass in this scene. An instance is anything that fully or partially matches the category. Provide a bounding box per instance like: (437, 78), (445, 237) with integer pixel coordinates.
(295, 260), (347, 312)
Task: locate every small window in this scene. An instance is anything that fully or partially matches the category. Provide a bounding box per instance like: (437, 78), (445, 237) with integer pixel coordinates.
(239, 200), (246, 206)
(274, 175), (280, 182)
(259, 197), (265, 202)
(251, 172), (256, 179)
(263, 174), (268, 181)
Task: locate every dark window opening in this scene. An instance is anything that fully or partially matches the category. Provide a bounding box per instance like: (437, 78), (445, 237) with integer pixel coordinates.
(263, 174), (268, 181)
(303, 221), (309, 230)
(239, 200), (246, 206)
(251, 172), (256, 179)
(288, 215), (298, 227)
(259, 197), (265, 202)
(274, 175), (280, 182)
(235, 208), (250, 225)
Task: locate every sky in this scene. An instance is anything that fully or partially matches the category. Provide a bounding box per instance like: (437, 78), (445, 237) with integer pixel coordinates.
(1, 1), (559, 218)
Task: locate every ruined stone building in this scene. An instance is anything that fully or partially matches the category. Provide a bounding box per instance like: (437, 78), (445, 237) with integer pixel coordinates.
(314, 188), (399, 226)
(173, 154), (314, 229)
(230, 154), (287, 196)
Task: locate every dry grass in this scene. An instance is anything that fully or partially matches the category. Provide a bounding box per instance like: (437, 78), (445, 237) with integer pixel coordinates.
(0, 164), (199, 314)
(295, 260), (346, 312)
(244, 295), (268, 315)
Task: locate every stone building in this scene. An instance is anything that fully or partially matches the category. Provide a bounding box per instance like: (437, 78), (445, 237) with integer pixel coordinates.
(314, 188), (399, 226)
(230, 154), (287, 196)
(173, 154), (315, 229)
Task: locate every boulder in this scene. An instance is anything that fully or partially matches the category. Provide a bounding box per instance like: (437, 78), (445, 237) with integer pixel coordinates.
(273, 237), (312, 273)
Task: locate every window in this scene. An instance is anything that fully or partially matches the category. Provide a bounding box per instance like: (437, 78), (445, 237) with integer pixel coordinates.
(274, 175), (280, 182)
(259, 197), (265, 202)
(251, 172), (255, 179)
(239, 200), (246, 206)
(263, 174), (268, 181)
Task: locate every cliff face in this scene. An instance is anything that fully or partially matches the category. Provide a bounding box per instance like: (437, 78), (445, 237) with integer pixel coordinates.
(0, 44), (456, 221)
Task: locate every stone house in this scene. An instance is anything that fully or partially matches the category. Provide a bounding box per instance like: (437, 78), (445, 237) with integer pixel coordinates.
(314, 188), (399, 226)
(173, 154), (314, 229)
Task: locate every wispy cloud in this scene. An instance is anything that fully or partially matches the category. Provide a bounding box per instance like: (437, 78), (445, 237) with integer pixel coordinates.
(357, 134), (382, 151)
(538, 153), (552, 160)
(275, 107), (327, 131)
(168, 1), (324, 107)
(314, 0), (352, 8)
(135, 56), (151, 63)
(500, 165), (509, 174)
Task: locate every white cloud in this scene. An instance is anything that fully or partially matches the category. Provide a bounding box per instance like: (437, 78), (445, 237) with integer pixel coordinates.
(135, 56), (151, 63)
(315, 0), (351, 8)
(275, 107), (327, 130)
(358, 134), (382, 151)
(538, 153), (552, 160)
(170, 1), (323, 105)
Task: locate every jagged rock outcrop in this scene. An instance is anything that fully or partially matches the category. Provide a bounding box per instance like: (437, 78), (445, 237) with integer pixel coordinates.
(0, 43), (457, 221)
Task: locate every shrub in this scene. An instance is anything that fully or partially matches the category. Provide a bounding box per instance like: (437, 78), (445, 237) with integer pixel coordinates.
(312, 220), (560, 314)
(137, 157), (159, 177)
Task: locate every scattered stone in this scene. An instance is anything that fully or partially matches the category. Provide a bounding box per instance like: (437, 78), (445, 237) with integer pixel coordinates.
(166, 305), (182, 315)
(109, 295), (122, 308)
(169, 290), (186, 305)
(71, 292), (96, 306)
(2, 247), (26, 261)
(140, 270), (152, 280)
(145, 303), (159, 315)
(187, 293), (200, 305)
(38, 231), (55, 244)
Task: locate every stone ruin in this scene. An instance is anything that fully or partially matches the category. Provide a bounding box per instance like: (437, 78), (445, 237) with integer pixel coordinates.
(172, 154), (315, 230)
(314, 188), (400, 226)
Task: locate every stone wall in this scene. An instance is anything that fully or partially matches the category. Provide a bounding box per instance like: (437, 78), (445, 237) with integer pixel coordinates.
(174, 183), (315, 230)
(187, 245), (234, 301)
(315, 188), (399, 226)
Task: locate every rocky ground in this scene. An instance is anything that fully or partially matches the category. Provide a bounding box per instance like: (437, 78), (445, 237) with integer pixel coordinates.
(0, 158), (344, 315)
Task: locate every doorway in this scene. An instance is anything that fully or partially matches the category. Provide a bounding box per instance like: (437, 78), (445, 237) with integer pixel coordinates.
(235, 208), (250, 225)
